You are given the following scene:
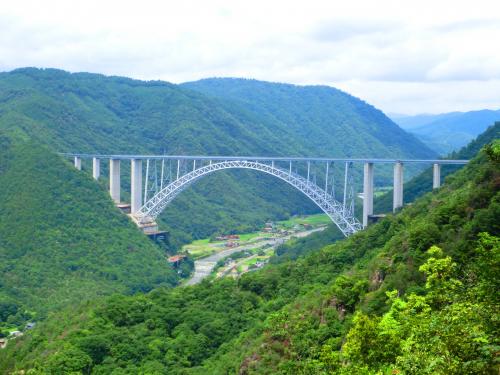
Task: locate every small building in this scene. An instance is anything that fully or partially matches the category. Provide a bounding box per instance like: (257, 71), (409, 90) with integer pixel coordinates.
(225, 241), (239, 248)
(0, 338), (7, 349)
(167, 254), (187, 266)
(25, 322), (36, 330)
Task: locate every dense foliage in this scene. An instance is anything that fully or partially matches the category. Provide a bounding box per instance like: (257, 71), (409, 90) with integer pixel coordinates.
(2, 139), (497, 374)
(270, 225), (344, 264)
(182, 78), (435, 162)
(0, 68), (435, 248)
(374, 121), (500, 213)
(0, 137), (177, 323)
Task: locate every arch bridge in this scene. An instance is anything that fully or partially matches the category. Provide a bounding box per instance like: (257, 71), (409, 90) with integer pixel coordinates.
(65, 154), (468, 237)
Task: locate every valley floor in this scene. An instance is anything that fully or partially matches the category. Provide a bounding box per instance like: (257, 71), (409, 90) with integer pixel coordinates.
(184, 214), (329, 285)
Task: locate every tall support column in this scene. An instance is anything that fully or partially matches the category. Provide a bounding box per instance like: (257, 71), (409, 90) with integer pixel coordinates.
(343, 162), (349, 211)
(324, 162), (329, 198)
(433, 163), (441, 189)
(92, 158), (100, 180)
(160, 159), (165, 190)
(74, 156), (82, 170)
(393, 162), (404, 212)
(363, 162), (374, 228)
(109, 159), (120, 203)
(131, 159), (143, 214)
(144, 159), (150, 204)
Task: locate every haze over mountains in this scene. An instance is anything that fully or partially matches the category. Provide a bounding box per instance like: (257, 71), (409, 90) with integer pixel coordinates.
(391, 109), (500, 154)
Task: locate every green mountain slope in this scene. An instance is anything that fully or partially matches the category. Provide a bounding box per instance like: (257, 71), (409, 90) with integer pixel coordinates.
(0, 137), (177, 321)
(2, 137), (497, 374)
(392, 109), (500, 154)
(0, 68), (436, 248)
(374, 121), (500, 213)
(182, 78), (435, 161)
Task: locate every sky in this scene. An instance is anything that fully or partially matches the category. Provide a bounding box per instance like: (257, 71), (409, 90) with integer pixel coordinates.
(1, 0), (500, 115)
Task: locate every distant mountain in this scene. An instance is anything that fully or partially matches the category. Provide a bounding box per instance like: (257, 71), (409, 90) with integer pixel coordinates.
(388, 112), (460, 130)
(0, 69), (436, 248)
(182, 78), (435, 160)
(391, 109), (500, 154)
(374, 121), (500, 213)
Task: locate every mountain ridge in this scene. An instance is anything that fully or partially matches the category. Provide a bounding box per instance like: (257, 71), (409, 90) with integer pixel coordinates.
(391, 109), (500, 154)
(0, 68), (436, 248)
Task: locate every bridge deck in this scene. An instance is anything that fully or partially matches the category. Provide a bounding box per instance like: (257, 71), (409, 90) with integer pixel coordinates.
(61, 153), (469, 165)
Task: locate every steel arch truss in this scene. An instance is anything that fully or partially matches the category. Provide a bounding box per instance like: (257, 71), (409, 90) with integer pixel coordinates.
(134, 160), (362, 237)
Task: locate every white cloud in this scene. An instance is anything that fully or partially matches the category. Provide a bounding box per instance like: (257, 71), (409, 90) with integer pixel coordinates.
(0, 0), (499, 114)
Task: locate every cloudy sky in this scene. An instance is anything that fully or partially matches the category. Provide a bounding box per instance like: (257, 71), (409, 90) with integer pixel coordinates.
(1, 0), (500, 115)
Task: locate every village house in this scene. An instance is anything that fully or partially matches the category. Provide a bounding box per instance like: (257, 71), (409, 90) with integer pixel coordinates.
(167, 254), (186, 266)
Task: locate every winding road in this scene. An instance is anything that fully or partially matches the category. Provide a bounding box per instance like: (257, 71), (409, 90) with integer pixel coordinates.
(185, 227), (326, 285)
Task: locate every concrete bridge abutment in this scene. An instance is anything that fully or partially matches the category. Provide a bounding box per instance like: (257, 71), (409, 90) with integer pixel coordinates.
(393, 162), (404, 212)
(131, 159), (143, 214)
(362, 162), (374, 228)
(433, 163), (441, 189)
(74, 156), (82, 170)
(109, 159), (121, 203)
(92, 158), (100, 180)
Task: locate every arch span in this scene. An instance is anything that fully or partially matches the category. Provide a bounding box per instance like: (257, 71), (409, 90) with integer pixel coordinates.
(134, 160), (362, 237)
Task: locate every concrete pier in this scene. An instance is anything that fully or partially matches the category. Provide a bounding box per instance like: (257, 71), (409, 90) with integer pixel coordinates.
(131, 159), (142, 214)
(393, 162), (403, 212)
(362, 162), (374, 228)
(433, 163), (441, 189)
(74, 156), (82, 170)
(92, 158), (100, 180)
(110, 159), (120, 203)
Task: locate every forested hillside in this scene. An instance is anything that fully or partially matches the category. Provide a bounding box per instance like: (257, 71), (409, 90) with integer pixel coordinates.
(2, 138), (497, 374)
(0, 136), (177, 324)
(374, 121), (500, 213)
(183, 78), (434, 160)
(0, 68), (435, 247)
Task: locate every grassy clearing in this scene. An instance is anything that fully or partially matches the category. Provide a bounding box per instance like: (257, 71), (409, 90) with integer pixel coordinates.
(278, 213), (330, 227)
(183, 242), (225, 259)
(238, 232), (273, 241)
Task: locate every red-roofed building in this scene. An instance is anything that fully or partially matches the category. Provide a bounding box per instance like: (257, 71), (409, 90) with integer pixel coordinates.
(167, 254), (187, 265)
